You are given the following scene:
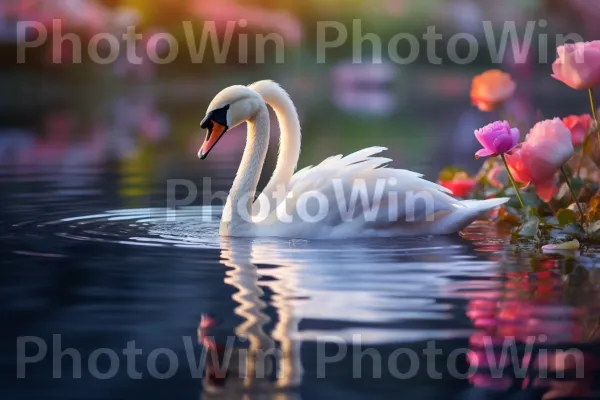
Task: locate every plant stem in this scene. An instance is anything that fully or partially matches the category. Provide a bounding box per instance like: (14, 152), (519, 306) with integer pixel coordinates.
(577, 146), (584, 177)
(589, 88), (600, 145)
(560, 166), (586, 225)
(500, 154), (525, 209)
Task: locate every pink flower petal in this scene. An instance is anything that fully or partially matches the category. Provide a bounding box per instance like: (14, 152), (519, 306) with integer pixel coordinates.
(535, 178), (558, 202)
(493, 134), (516, 154)
(475, 148), (496, 158)
(553, 41), (600, 89)
(474, 121), (519, 155)
(510, 128), (520, 144)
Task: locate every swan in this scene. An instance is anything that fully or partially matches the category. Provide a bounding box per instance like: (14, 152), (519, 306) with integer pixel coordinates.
(198, 80), (508, 238)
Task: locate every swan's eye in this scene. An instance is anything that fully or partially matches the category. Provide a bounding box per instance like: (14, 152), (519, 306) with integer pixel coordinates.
(201, 105), (230, 131)
(212, 104), (230, 126)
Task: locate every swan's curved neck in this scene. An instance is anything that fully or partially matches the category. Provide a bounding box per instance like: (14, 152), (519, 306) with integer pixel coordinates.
(251, 82), (301, 197)
(221, 104), (270, 234)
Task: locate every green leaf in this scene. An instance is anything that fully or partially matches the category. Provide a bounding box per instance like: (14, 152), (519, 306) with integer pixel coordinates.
(518, 217), (539, 238)
(569, 177), (585, 193)
(557, 208), (577, 227)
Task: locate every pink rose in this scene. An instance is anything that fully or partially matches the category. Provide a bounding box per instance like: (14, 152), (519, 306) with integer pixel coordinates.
(505, 119), (574, 202)
(562, 114), (593, 147)
(552, 41), (600, 90)
(474, 120), (520, 159)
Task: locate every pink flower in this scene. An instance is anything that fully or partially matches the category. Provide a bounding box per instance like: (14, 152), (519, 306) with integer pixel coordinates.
(505, 119), (574, 202)
(552, 41), (600, 90)
(439, 178), (477, 198)
(470, 70), (516, 112)
(474, 120), (520, 158)
(562, 114), (593, 147)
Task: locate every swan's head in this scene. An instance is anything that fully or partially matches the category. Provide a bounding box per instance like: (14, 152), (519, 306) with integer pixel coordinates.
(199, 85), (264, 159)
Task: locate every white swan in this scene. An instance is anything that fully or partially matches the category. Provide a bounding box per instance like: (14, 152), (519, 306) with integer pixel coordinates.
(199, 80), (508, 238)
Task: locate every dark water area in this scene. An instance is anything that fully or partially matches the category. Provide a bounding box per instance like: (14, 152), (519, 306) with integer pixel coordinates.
(2, 75), (600, 400)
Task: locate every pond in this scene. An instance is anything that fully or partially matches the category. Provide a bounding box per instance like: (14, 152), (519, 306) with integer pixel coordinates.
(2, 72), (600, 399)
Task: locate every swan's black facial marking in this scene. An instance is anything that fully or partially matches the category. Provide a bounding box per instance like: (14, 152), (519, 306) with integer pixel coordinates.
(201, 105), (230, 134)
(199, 104), (230, 159)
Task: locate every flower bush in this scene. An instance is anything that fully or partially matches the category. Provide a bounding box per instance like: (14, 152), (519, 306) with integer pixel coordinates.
(441, 46), (600, 248)
(505, 119), (574, 202)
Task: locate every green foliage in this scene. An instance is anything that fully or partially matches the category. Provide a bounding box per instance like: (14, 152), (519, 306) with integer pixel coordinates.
(557, 209), (577, 227)
(517, 217), (540, 238)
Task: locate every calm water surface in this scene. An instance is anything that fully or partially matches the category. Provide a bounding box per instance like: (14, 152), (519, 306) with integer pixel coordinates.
(2, 81), (600, 399)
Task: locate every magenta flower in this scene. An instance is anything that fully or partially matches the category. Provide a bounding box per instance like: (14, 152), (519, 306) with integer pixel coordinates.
(474, 121), (520, 159)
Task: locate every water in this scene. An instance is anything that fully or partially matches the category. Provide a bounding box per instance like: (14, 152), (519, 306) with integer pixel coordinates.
(2, 80), (600, 399)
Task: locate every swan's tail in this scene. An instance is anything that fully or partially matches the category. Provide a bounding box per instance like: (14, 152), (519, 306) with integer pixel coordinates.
(443, 197), (510, 234)
(460, 198), (510, 211)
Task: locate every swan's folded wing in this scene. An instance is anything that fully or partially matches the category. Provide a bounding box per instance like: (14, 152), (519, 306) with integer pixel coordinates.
(287, 146), (451, 196)
(257, 148), (461, 237)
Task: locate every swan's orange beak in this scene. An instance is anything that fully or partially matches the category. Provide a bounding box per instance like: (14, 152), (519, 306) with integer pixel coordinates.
(199, 121), (228, 159)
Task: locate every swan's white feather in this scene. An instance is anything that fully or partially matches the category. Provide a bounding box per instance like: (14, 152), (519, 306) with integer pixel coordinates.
(251, 147), (508, 238)
(204, 82), (508, 239)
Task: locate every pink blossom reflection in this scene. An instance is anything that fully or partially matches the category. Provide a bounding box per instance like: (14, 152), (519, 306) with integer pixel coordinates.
(464, 257), (600, 396)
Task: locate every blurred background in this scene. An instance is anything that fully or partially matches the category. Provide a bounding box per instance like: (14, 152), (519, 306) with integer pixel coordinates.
(0, 0), (599, 202)
(3, 2), (600, 399)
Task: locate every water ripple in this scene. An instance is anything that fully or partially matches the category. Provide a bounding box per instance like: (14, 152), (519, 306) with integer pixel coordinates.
(8, 207), (600, 351)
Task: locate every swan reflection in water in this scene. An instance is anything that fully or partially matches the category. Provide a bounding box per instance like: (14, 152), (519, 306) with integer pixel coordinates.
(198, 236), (306, 398)
(191, 223), (600, 399)
(196, 231), (486, 397)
